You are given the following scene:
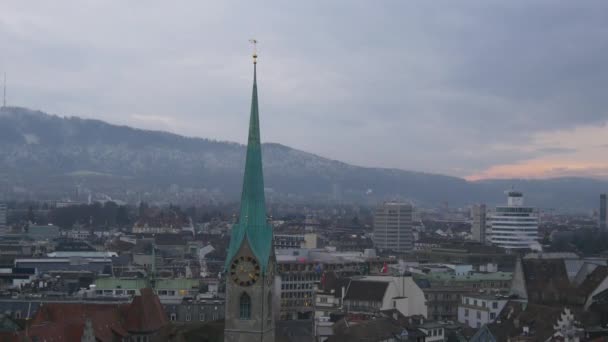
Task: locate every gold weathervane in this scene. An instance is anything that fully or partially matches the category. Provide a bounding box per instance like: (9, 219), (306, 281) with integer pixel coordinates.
(249, 39), (258, 64)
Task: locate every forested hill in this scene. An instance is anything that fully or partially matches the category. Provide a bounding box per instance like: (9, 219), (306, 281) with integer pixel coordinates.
(0, 106), (605, 209)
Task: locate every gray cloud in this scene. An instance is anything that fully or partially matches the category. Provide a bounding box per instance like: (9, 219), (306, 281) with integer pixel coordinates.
(534, 147), (577, 155)
(1, 1), (607, 177)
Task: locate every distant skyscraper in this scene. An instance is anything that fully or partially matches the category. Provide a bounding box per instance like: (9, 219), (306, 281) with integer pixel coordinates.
(471, 204), (487, 243)
(373, 202), (413, 253)
(0, 203), (6, 227)
(600, 194), (607, 231)
(489, 191), (539, 249)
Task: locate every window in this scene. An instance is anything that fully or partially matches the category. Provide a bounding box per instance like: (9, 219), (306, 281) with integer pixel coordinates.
(490, 312), (496, 320)
(170, 313), (176, 321)
(240, 292), (251, 319)
(476, 311), (481, 319)
(464, 309), (469, 317)
(200, 313), (205, 321)
(477, 322), (481, 328)
(492, 302), (498, 309)
(482, 301), (486, 308)
(320, 297), (328, 303)
(186, 314), (191, 321)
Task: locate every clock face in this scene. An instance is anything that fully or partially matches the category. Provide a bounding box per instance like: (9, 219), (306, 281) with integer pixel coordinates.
(230, 256), (260, 287)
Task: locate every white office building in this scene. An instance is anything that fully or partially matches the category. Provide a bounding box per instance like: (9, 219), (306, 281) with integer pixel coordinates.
(373, 202), (413, 253)
(489, 191), (539, 249)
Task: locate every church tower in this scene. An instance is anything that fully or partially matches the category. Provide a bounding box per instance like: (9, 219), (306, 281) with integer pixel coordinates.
(224, 46), (275, 342)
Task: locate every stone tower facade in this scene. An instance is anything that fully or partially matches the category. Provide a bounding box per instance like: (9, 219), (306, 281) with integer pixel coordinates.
(224, 51), (275, 342)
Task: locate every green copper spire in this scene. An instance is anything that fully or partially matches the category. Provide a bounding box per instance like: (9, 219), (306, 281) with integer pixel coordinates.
(225, 55), (273, 273)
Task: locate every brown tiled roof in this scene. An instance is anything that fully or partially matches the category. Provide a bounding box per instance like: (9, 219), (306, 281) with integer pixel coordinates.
(329, 318), (404, 342)
(125, 288), (168, 333)
(344, 280), (388, 301)
(108, 238), (136, 253)
(154, 233), (187, 246)
(486, 301), (602, 342)
(14, 288), (167, 341)
(523, 259), (572, 304)
(579, 265), (608, 300)
(522, 259), (608, 307)
(26, 303), (128, 342)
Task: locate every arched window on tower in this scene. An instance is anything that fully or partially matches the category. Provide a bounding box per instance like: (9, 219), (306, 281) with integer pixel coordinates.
(240, 292), (251, 320)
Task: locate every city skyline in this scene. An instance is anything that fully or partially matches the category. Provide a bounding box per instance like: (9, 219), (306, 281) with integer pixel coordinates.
(1, 1), (608, 180)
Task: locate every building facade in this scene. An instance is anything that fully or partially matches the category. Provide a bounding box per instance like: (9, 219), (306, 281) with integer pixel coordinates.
(223, 53), (275, 342)
(601, 194), (607, 231)
(489, 191), (539, 249)
(277, 248), (389, 320)
(164, 300), (225, 323)
(93, 278), (200, 304)
(373, 202), (413, 254)
(0, 203), (6, 227)
(274, 233), (317, 250)
(457, 294), (508, 328)
(342, 276), (427, 318)
(416, 270), (512, 321)
(471, 204), (487, 243)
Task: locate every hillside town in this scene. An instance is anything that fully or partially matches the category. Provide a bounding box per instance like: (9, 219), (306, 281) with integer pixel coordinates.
(0, 188), (607, 341)
(2, 2), (608, 341)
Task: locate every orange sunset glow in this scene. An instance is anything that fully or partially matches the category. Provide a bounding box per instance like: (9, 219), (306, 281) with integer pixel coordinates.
(467, 160), (608, 181)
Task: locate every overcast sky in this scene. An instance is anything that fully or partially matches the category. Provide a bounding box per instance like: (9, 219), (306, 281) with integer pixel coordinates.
(1, 1), (608, 180)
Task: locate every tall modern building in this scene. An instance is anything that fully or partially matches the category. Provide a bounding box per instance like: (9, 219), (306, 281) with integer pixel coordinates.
(471, 204), (487, 243)
(489, 191), (539, 250)
(373, 202), (413, 253)
(0, 203), (6, 227)
(224, 51), (275, 342)
(600, 194), (607, 231)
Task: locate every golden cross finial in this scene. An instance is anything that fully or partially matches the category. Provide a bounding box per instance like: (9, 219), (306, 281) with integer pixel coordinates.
(249, 39), (258, 64)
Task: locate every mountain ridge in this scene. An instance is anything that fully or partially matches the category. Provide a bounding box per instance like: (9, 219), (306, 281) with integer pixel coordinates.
(0, 106), (605, 210)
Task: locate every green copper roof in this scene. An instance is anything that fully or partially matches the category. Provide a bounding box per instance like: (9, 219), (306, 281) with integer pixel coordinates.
(94, 278), (199, 290)
(225, 62), (273, 273)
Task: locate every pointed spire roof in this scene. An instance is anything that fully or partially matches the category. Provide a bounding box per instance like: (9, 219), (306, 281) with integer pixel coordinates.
(225, 56), (273, 273)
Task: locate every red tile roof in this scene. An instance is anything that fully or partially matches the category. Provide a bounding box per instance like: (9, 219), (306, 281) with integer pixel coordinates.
(125, 288), (168, 333)
(14, 288), (167, 341)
